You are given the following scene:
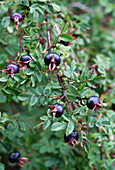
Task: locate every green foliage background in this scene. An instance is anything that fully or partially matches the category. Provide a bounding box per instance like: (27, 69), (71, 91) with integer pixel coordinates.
(0, 0), (115, 169)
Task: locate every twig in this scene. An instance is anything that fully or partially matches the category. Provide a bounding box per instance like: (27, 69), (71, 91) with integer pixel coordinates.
(57, 72), (73, 110)
(0, 140), (11, 153)
(44, 10), (51, 49)
(100, 145), (103, 160)
(42, 37), (59, 54)
(19, 19), (24, 53)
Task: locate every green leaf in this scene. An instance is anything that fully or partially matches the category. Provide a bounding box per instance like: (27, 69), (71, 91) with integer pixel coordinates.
(96, 122), (101, 127)
(0, 94), (6, 103)
(66, 94), (76, 101)
(51, 122), (67, 131)
(66, 121), (74, 136)
(80, 70), (87, 81)
(13, 74), (24, 82)
(40, 116), (49, 120)
(34, 122), (44, 129)
(44, 87), (51, 96)
(68, 85), (78, 95)
(52, 3), (61, 11)
(31, 76), (35, 87)
(36, 86), (43, 95)
(90, 116), (96, 122)
(78, 88), (88, 97)
(25, 68), (34, 75)
(38, 0), (47, 2)
(102, 121), (110, 126)
(70, 60), (76, 72)
(89, 122), (94, 128)
(0, 77), (8, 82)
(35, 71), (42, 82)
(88, 70), (96, 80)
(94, 76), (106, 84)
(0, 117), (10, 123)
(1, 17), (10, 28)
(18, 120), (26, 131)
(0, 162), (5, 170)
(64, 71), (71, 78)
(24, 0), (29, 6)
(0, 39), (8, 45)
(43, 120), (51, 129)
(30, 96), (38, 106)
(59, 34), (73, 42)
(51, 83), (62, 89)
(18, 93), (30, 101)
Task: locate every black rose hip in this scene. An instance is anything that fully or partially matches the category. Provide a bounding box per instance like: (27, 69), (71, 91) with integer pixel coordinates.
(44, 52), (61, 71)
(87, 96), (102, 111)
(9, 151), (20, 163)
(9, 151), (28, 167)
(64, 131), (79, 148)
(48, 103), (64, 118)
(19, 54), (32, 69)
(10, 12), (23, 30)
(2, 63), (19, 77)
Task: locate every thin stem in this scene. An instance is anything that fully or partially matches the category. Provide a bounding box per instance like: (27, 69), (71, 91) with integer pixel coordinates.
(100, 145), (103, 160)
(57, 72), (73, 110)
(0, 140), (11, 153)
(19, 19), (24, 54)
(42, 36), (59, 54)
(44, 10), (51, 48)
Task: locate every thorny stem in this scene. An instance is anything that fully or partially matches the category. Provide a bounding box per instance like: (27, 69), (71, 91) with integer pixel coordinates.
(0, 140), (11, 153)
(44, 10), (51, 49)
(57, 72), (73, 110)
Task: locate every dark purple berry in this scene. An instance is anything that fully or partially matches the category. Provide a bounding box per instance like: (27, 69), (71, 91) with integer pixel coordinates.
(10, 12), (23, 23)
(20, 54), (32, 63)
(53, 103), (64, 117)
(64, 131), (79, 143)
(6, 63), (19, 73)
(87, 96), (100, 110)
(9, 151), (20, 163)
(49, 103), (64, 118)
(44, 53), (61, 67)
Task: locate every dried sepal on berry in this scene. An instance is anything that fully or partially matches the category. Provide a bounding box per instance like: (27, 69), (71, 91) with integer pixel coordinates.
(48, 103), (64, 119)
(9, 151), (28, 167)
(87, 96), (103, 111)
(64, 131), (79, 149)
(19, 54), (32, 69)
(1, 63), (19, 77)
(10, 12), (23, 30)
(44, 53), (61, 71)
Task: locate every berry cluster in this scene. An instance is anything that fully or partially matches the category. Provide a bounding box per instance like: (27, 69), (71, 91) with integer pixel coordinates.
(2, 54), (32, 77)
(0, 8), (104, 168)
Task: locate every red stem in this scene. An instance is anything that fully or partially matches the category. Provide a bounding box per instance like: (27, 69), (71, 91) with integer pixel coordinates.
(57, 72), (73, 110)
(19, 19), (24, 53)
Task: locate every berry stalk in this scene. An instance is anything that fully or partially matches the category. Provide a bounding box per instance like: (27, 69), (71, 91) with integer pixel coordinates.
(0, 140), (11, 153)
(19, 19), (24, 53)
(57, 72), (74, 110)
